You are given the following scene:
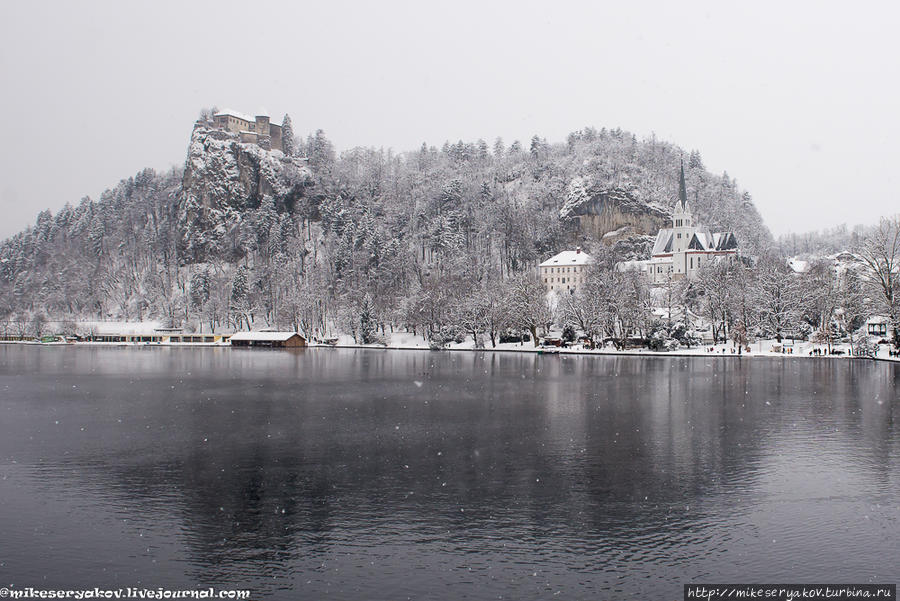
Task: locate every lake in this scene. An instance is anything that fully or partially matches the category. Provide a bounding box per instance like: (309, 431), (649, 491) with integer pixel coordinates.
(0, 346), (897, 600)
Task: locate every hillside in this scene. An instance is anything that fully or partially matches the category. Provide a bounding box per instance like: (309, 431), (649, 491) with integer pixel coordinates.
(0, 120), (771, 334)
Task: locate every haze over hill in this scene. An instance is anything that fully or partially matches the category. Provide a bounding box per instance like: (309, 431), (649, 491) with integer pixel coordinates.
(2, 2), (899, 240)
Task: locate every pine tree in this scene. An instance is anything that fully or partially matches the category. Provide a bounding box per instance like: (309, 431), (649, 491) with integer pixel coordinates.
(358, 294), (377, 344)
(688, 149), (704, 170)
(492, 137), (504, 158)
(307, 129), (335, 171)
(281, 114), (296, 156)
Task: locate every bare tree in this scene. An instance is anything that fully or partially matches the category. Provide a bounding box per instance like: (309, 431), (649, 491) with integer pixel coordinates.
(504, 273), (551, 346)
(856, 216), (900, 348)
(753, 254), (803, 340)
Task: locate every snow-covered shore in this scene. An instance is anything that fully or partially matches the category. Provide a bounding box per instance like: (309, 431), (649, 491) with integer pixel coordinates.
(312, 332), (900, 362)
(6, 332), (898, 363)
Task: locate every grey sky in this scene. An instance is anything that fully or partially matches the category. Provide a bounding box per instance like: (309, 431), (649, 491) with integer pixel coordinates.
(1, 0), (897, 240)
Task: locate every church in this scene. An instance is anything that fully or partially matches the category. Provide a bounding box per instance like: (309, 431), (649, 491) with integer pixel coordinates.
(645, 165), (738, 284)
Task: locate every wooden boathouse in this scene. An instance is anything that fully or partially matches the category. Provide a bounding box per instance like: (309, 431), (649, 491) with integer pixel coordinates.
(228, 331), (307, 348)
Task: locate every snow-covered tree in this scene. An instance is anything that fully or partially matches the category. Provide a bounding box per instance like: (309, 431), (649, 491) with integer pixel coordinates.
(856, 216), (900, 347)
(753, 255), (803, 339)
(281, 113), (296, 156)
(504, 273), (551, 346)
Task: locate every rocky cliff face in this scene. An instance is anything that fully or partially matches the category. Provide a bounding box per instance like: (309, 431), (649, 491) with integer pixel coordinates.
(177, 126), (312, 261)
(560, 178), (670, 241)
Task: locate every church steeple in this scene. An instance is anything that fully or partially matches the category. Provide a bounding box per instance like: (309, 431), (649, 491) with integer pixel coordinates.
(678, 160), (689, 210)
(672, 162), (693, 230)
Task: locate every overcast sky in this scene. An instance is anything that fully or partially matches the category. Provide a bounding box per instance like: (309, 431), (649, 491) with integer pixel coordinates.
(1, 0), (897, 240)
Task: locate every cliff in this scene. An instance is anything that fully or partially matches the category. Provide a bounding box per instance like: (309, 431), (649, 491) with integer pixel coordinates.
(560, 178), (670, 239)
(177, 126), (312, 261)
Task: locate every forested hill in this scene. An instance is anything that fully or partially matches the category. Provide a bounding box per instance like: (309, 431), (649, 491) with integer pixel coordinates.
(0, 120), (771, 332)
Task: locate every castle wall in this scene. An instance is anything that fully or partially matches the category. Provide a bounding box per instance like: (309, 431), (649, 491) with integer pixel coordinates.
(213, 111), (283, 152)
(214, 114), (253, 134)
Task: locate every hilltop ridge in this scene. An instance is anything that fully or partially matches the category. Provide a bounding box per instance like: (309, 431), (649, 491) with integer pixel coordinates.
(0, 118), (771, 332)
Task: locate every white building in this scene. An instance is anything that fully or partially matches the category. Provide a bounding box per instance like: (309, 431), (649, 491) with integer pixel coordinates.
(646, 165), (738, 284)
(540, 248), (593, 294)
(865, 316), (895, 341)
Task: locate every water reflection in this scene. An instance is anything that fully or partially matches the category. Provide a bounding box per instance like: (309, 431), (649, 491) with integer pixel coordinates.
(0, 346), (897, 599)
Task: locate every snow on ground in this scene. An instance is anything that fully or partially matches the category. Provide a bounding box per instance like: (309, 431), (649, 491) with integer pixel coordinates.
(317, 332), (900, 362)
(16, 321), (898, 363)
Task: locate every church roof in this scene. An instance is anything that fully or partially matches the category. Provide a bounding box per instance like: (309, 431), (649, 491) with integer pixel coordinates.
(713, 232), (738, 250)
(651, 230), (674, 255)
(651, 228), (738, 256)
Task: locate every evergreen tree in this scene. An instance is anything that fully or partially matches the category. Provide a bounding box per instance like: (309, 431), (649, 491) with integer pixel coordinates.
(281, 113), (296, 156)
(307, 129), (335, 171)
(688, 149), (704, 170)
(358, 294), (377, 344)
(492, 137), (504, 158)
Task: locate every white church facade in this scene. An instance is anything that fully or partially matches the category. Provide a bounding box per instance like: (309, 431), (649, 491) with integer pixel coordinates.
(645, 165), (738, 284)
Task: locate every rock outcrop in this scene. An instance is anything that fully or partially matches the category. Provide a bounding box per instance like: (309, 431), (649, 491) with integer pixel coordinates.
(560, 177), (670, 242)
(177, 126), (312, 261)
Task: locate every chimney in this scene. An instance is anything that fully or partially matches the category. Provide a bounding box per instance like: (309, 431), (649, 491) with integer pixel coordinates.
(576, 246), (582, 254)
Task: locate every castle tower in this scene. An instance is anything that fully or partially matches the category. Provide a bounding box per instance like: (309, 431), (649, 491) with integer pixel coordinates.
(255, 114), (271, 137)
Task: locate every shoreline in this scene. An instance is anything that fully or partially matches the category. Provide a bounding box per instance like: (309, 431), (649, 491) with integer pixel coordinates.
(4, 339), (898, 364)
(316, 342), (900, 363)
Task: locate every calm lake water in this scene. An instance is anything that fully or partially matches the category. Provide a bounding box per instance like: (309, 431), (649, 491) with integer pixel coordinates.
(0, 346), (898, 600)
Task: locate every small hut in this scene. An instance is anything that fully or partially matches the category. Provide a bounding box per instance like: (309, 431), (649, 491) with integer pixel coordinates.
(228, 331), (306, 348)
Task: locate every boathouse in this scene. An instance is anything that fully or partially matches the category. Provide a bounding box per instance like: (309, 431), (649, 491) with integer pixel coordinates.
(228, 331), (306, 348)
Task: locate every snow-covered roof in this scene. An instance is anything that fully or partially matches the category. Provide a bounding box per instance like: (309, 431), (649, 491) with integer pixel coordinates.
(651, 227), (737, 256)
(651, 230), (674, 255)
(229, 331), (304, 342)
(539, 249), (593, 267)
(788, 259), (810, 273)
(865, 316), (891, 325)
(214, 109), (256, 123)
(616, 259), (648, 272)
(714, 232), (738, 251)
(88, 321), (170, 335)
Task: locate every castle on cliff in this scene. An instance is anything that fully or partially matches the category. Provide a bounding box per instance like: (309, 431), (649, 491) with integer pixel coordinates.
(208, 109), (284, 152)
